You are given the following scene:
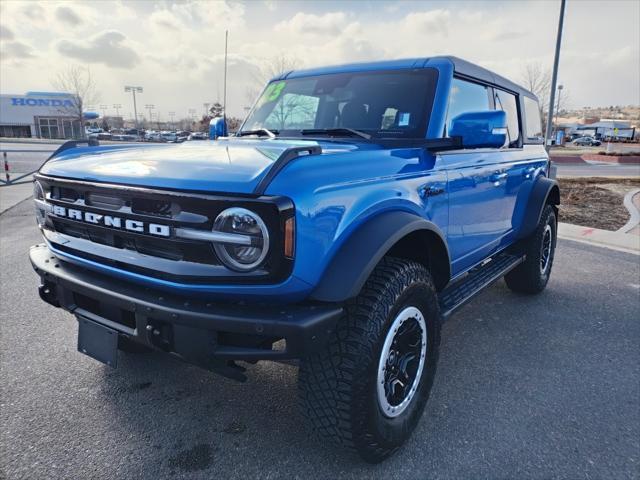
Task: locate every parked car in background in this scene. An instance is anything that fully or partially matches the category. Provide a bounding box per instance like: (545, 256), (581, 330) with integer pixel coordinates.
(189, 131), (208, 140)
(160, 132), (186, 143)
(573, 136), (601, 146)
(145, 131), (162, 142)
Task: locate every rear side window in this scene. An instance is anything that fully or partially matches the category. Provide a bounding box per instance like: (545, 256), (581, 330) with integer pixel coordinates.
(445, 78), (490, 135)
(494, 89), (520, 147)
(523, 96), (543, 142)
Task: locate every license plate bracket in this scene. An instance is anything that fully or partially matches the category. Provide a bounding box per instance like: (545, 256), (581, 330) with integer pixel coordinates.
(77, 316), (118, 368)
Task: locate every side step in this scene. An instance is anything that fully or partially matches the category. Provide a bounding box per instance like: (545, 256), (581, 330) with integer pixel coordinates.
(438, 252), (525, 320)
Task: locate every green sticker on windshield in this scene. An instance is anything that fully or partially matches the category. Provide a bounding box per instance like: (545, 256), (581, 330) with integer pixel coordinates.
(265, 81), (286, 102)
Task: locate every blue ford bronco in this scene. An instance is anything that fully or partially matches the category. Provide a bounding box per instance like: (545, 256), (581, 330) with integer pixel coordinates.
(30, 56), (559, 462)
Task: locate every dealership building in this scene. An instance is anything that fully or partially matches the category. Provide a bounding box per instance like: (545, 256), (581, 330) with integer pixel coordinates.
(0, 92), (83, 139)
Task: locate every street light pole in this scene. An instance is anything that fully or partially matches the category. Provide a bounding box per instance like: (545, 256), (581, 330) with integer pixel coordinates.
(223, 29), (228, 125)
(113, 104), (122, 117)
(554, 84), (564, 132)
(145, 104), (155, 129)
(124, 86), (143, 132)
(545, 0), (566, 150)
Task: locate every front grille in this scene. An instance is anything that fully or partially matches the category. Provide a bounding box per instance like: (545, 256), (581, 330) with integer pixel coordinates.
(51, 217), (217, 263)
(37, 175), (294, 285)
(131, 197), (173, 217)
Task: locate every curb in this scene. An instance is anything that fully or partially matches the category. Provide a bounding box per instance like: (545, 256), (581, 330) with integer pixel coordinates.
(618, 188), (640, 234)
(583, 154), (640, 165)
(558, 222), (640, 255)
(550, 155), (586, 164)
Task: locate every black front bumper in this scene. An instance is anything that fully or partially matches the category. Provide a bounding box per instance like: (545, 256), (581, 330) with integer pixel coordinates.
(30, 244), (342, 375)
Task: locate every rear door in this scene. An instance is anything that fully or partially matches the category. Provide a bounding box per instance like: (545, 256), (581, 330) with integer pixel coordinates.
(440, 78), (512, 276)
(492, 88), (548, 244)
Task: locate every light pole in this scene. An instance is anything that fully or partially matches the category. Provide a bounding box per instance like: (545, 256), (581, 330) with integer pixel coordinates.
(203, 103), (210, 116)
(145, 104), (155, 128)
(554, 84), (564, 134)
(99, 105), (108, 119)
(223, 30), (228, 125)
(124, 86), (143, 132)
(169, 111), (175, 129)
(545, 0), (566, 150)
(113, 104), (122, 117)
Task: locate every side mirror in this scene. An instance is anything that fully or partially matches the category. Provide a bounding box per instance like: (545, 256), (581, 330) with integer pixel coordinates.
(449, 110), (507, 149)
(209, 117), (227, 140)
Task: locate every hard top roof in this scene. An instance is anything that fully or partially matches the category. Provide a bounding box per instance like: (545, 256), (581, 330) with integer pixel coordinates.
(279, 55), (538, 101)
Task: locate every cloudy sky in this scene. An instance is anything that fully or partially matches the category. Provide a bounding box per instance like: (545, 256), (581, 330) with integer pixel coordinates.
(1, 0), (638, 120)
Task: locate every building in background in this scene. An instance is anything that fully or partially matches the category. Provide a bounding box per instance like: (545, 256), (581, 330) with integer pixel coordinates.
(0, 92), (81, 139)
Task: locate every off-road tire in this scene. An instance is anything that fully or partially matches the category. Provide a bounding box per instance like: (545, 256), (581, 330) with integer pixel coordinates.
(118, 336), (152, 353)
(505, 204), (557, 294)
(299, 257), (441, 463)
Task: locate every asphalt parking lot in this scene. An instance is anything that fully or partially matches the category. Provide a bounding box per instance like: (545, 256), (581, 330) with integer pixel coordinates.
(1, 199), (639, 479)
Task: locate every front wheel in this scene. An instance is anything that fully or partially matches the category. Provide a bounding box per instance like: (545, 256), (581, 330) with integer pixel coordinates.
(505, 204), (557, 294)
(299, 257), (441, 463)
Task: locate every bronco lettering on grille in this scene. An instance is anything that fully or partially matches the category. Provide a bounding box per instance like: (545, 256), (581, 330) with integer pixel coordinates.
(50, 205), (170, 237)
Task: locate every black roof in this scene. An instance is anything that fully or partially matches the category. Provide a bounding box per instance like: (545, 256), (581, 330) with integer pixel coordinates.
(440, 56), (538, 100)
(283, 55), (539, 102)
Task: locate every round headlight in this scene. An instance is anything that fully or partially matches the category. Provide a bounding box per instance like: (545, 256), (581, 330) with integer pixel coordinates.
(33, 180), (45, 200)
(213, 208), (270, 272)
(33, 180), (46, 227)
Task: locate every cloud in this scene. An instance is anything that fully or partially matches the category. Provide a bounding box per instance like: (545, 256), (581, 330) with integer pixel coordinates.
(402, 9), (451, 36)
(490, 31), (527, 41)
(276, 12), (349, 36)
(1, 40), (36, 59)
(0, 24), (14, 40)
(149, 10), (182, 31)
(55, 6), (83, 27)
(56, 30), (140, 68)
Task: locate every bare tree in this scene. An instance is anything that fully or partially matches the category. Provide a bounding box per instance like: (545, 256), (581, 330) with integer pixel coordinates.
(521, 62), (551, 119)
(521, 62), (570, 130)
(245, 54), (301, 107)
(52, 65), (100, 139)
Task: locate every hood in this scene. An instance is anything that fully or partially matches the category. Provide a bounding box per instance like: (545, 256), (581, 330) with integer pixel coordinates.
(39, 139), (358, 194)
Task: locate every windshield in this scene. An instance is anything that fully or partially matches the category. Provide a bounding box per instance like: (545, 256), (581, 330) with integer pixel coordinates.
(240, 68), (438, 139)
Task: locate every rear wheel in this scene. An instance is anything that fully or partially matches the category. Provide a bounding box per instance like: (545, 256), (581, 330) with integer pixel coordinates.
(505, 204), (557, 294)
(299, 257), (441, 463)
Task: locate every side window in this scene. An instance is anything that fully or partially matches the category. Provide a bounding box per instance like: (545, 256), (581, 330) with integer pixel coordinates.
(523, 96), (543, 142)
(445, 78), (490, 135)
(494, 89), (520, 147)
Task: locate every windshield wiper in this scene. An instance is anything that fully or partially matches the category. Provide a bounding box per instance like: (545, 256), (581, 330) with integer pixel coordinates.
(300, 128), (371, 140)
(236, 128), (278, 138)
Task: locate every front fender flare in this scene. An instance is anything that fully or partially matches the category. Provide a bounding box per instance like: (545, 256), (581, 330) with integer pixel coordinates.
(310, 211), (450, 302)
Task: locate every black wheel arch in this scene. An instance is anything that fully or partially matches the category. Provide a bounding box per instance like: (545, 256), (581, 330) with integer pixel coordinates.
(516, 176), (560, 241)
(310, 211), (451, 302)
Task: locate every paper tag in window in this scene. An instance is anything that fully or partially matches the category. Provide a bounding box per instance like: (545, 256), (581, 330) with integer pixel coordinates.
(398, 112), (410, 126)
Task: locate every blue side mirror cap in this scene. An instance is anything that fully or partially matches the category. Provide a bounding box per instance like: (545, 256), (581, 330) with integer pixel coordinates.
(449, 110), (507, 149)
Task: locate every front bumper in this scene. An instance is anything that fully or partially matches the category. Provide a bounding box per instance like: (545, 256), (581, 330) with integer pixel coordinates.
(30, 244), (342, 375)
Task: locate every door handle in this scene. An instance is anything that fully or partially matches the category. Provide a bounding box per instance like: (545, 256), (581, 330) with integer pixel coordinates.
(419, 185), (446, 198)
(490, 172), (508, 182)
(523, 166), (536, 179)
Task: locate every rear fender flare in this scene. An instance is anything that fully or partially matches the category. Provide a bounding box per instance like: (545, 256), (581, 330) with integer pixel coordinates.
(516, 176), (560, 240)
